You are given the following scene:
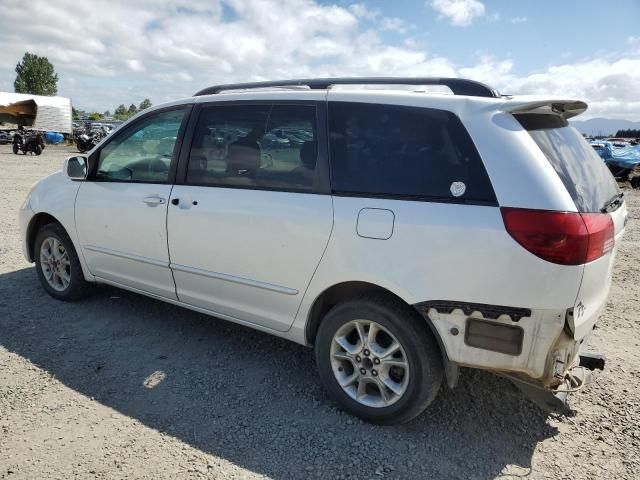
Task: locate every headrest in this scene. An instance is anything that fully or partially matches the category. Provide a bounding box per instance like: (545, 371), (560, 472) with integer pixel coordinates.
(299, 141), (317, 169)
(226, 141), (260, 174)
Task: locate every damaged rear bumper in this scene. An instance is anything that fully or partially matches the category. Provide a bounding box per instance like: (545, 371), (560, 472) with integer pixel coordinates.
(509, 352), (605, 413)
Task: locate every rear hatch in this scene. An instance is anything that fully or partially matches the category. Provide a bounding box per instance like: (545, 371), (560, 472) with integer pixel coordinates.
(511, 105), (627, 340)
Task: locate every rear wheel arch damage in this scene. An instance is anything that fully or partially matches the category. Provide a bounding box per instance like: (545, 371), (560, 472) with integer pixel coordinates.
(305, 281), (459, 388)
(313, 289), (445, 423)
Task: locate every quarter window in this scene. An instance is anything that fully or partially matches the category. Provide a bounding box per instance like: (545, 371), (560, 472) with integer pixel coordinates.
(96, 108), (186, 183)
(328, 102), (496, 203)
(186, 104), (318, 192)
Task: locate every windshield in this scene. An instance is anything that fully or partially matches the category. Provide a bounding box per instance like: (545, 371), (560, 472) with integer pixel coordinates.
(515, 114), (619, 213)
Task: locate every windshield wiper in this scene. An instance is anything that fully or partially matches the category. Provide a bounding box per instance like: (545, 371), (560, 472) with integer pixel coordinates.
(601, 192), (624, 213)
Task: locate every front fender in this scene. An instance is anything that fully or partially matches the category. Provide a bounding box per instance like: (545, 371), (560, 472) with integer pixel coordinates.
(26, 172), (94, 282)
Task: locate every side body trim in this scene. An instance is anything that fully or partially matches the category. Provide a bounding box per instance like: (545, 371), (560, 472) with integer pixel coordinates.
(83, 245), (168, 268)
(170, 263), (299, 296)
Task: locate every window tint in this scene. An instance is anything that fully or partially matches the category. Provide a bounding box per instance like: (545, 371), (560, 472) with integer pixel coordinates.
(328, 102), (495, 203)
(96, 109), (186, 182)
(515, 114), (619, 213)
(187, 104), (318, 192)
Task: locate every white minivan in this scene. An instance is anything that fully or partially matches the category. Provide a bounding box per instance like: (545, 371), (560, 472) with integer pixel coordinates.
(19, 78), (626, 424)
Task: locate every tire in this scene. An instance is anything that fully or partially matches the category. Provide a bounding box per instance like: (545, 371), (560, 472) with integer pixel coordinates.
(34, 144), (42, 155)
(631, 176), (640, 189)
(315, 294), (443, 425)
(34, 223), (89, 301)
(12, 143), (19, 154)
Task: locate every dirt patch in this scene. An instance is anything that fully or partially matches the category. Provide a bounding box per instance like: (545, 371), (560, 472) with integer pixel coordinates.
(1, 145), (639, 479)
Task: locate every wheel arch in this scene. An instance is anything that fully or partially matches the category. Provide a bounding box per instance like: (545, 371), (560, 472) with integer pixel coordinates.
(27, 213), (62, 261)
(304, 280), (458, 388)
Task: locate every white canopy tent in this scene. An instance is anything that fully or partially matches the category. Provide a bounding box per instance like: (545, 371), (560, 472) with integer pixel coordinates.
(0, 92), (72, 134)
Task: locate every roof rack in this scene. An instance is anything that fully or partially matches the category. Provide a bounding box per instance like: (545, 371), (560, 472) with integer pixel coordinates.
(193, 77), (500, 98)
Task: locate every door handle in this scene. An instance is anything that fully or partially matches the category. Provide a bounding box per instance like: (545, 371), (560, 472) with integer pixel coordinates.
(143, 196), (166, 205)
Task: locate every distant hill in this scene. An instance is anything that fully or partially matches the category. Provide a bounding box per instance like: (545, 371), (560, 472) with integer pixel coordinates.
(570, 118), (640, 136)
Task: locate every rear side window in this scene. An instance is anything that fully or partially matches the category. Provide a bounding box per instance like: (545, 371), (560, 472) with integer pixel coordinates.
(186, 104), (318, 192)
(328, 102), (496, 204)
(515, 114), (619, 213)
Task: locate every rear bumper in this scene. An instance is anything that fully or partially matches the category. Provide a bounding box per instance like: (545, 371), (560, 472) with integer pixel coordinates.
(414, 301), (601, 388)
(510, 351), (605, 413)
(415, 302), (566, 382)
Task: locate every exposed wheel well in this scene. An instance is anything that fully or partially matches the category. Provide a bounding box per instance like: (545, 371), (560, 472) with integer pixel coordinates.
(305, 281), (411, 346)
(27, 213), (62, 261)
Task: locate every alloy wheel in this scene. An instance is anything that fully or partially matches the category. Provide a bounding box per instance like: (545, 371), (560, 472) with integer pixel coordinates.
(330, 319), (409, 408)
(39, 237), (71, 292)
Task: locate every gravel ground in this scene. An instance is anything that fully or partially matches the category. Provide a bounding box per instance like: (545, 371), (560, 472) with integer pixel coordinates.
(1, 145), (639, 480)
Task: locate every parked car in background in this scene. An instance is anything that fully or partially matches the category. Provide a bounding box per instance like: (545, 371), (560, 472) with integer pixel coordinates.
(19, 78), (626, 424)
(590, 140), (640, 188)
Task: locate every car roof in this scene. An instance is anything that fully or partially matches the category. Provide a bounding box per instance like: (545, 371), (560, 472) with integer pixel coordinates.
(149, 87), (587, 121)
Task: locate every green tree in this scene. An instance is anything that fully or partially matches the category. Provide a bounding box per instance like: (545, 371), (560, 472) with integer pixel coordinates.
(138, 98), (152, 111)
(114, 104), (127, 120)
(89, 112), (103, 121)
(72, 107), (87, 120)
(127, 104), (138, 115)
(14, 52), (59, 96)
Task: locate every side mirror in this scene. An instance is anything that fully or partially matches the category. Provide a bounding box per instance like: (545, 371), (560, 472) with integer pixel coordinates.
(64, 155), (88, 180)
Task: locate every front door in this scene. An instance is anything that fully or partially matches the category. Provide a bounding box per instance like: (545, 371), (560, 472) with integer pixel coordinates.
(167, 101), (333, 331)
(75, 107), (189, 299)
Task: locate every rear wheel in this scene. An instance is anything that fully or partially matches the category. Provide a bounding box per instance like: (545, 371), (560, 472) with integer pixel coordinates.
(315, 294), (443, 424)
(34, 223), (89, 301)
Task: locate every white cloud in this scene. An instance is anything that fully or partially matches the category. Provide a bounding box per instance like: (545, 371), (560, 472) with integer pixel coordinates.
(0, 0), (637, 120)
(511, 16), (528, 24)
(485, 56), (640, 119)
(430, 0), (486, 27)
(349, 3), (379, 21)
(379, 17), (412, 34)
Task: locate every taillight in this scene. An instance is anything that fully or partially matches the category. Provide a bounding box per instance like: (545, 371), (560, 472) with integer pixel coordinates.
(581, 212), (615, 261)
(501, 207), (614, 266)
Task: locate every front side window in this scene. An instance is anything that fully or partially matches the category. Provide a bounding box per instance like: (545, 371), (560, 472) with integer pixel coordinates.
(96, 108), (186, 182)
(328, 102), (496, 203)
(186, 104), (318, 192)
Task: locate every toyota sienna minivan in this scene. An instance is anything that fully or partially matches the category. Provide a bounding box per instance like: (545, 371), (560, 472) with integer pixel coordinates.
(19, 77), (626, 424)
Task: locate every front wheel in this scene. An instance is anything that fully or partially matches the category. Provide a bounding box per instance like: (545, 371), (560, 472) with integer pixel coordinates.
(12, 143), (19, 154)
(315, 294), (443, 424)
(34, 223), (89, 301)
(33, 144), (42, 155)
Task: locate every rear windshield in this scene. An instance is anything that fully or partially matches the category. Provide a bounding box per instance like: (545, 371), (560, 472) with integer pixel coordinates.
(515, 114), (619, 212)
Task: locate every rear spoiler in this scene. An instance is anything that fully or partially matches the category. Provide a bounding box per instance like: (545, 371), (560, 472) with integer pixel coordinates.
(499, 98), (588, 120)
